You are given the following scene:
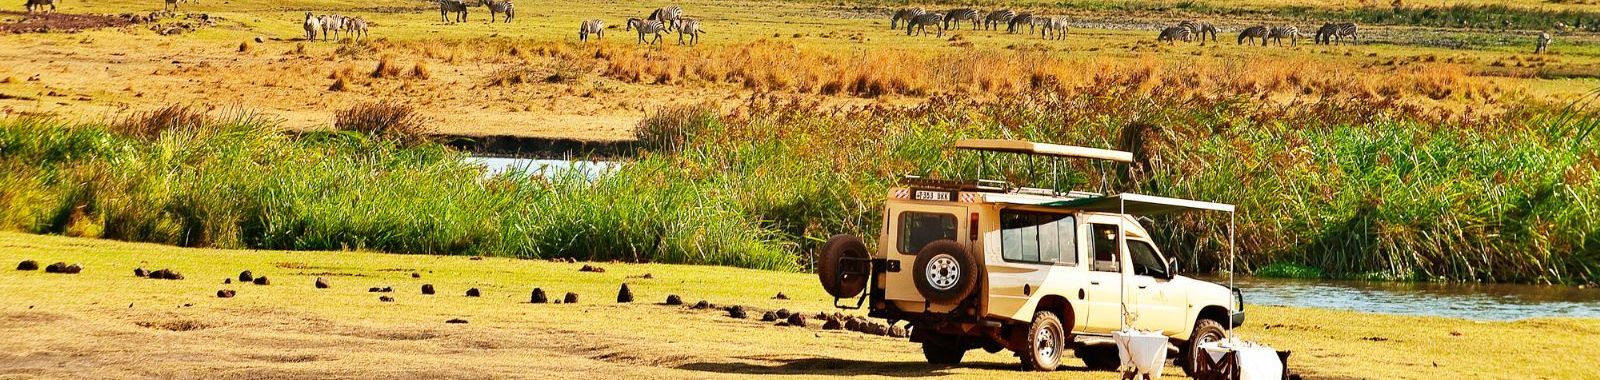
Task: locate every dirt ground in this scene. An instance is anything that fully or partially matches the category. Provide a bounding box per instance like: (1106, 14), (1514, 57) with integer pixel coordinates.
(2, 232), (1598, 379)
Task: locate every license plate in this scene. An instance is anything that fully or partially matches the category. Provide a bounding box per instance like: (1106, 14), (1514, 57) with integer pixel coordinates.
(913, 190), (952, 202)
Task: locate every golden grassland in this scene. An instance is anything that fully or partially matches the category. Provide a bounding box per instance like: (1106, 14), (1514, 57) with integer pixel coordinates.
(2, 232), (1598, 379)
(0, 0), (1596, 140)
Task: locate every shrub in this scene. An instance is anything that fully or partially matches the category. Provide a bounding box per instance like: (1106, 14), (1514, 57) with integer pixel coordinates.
(333, 101), (434, 143)
(114, 104), (211, 141)
(635, 102), (719, 152)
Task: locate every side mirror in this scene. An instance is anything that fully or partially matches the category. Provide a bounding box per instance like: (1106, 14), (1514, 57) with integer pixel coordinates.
(1165, 257), (1180, 277)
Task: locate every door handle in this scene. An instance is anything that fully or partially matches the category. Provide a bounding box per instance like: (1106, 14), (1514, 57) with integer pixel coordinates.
(1137, 285), (1148, 289)
(1090, 281), (1101, 285)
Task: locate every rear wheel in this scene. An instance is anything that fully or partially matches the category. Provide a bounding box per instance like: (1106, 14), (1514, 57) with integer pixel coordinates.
(1018, 311), (1065, 371)
(1180, 318), (1228, 376)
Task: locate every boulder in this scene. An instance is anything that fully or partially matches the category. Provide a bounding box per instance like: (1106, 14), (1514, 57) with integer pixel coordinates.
(773, 292), (789, 300)
(314, 277), (330, 289)
(379, 296), (395, 302)
(664, 294), (683, 305)
(411, 272), (421, 278)
(726, 305), (748, 319)
(844, 318), (861, 331)
(530, 288), (548, 303)
(216, 289), (236, 298)
(381, 286), (393, 292)
(616, 284), (634, 303)
(563, 292), (579, 304)
(822, 318), (843, 330)
(64, 264), (82, 274)
(774, 308), (791, 319)
(691, 300), (712, 310)
(17, 260), (38, 271)
(422, 284), (435, 295)
(368, 287), (381, 292)
(466, 288), (481, 297)
(446, 318), (468, 324)
(579, 264), (606, 273)
(44, 262), (68, 273)
(224, 278), (232, 284)
(252, 276), (270, 285)
(134, 267), (148, 277)
(785, 314), (808, 328)
(238, 270), (253, 283)
(761, 311), (778, 322)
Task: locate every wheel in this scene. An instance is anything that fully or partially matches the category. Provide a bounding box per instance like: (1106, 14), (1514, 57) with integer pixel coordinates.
(817, 234), (870, 299)
(1019, 311), (1065, 371)
(1074, 343), (1121, 371)
(921, 340), (967, 365)
(911, 240), (978, 303)
(1180, 318), (1228, 376)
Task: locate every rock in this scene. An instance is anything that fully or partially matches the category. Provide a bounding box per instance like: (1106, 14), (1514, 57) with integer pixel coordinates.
(64, 264), (81, 274)
(888, 325), (908, 337)
(16, 260), (38, 271)
(865, 323), (888, 336)
(379, 296), (395, 302)
(844, 318), (861, 331)
(563, 292), (579, 304)
(147, 269), (181, 280)
(469, 256), (483, 261)
(530, 288), (548, 303)
(579, 264), (606, 273)
(664, 294), (683, 305)
(773, 292), (789, 300)
(617, 284), (634, 303)
(315, 277), (330, 289)
(422, 284), (435, 295)
(814, 312), (829, 320)
(224, 278), (232, 284)
(446, 318), (468, 324)
(466, 288), (481, 297)
(216, 289), (236, 298)
(786, 314), (808, 328)
(775, 308), (791, 319)
(822, 318), (842, 330)
(238, 270), (253, 282)
(254, 36), (264, 43)
(134, 267), (148, 277)
(381, 286), (393, 292)
(726, 305), (748, 319)
(411, 272), (421, 278)
(553, 300), (562, 304)
(368, 287), (381, 292)
(252, 276), (270, 285)
(691, 300), (711, 309)
(44, 262), (68, 273)
(167, 270), (183, 280)
(761, 311), (778, 322)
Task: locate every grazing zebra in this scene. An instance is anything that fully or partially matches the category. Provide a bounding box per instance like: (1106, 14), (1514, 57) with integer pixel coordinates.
(1237, 25), (1269, 46)
(440, 0), (469, 23)
(1315, 23), (1358, 45)
(943, 8), (978, 30)
(1038, 17), (1068, 40)
(164, 0), (179, 11)
(677, 17), (703, 46)
(302, 12), (321, 41)
(319, 15), (346, 42)
(905, 13), (943, 37)
(890, 7), (924, 30)
(578, 19), (604, 43)
(1157, 26), (1191, 44)
(346, 17), (368, 41)
(1268, 26), (1299, 46)
(1008, 13), (1034, 34)
(1536, 32), (1551, 53)
(983, 9), (1015, 31)
(1177, 20), (1217, 45)
(25, 0), (55, 14)
(626, 18), (666, 45)
(649, 5), (682, 31)
(480, 0), (513, 23)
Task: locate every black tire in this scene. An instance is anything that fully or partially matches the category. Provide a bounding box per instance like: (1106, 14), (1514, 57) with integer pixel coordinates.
(921, 340), (967, 365)
(1180, 318), (1228, 377)
(1074, 343), (1121, 371)
(1019, 311), (1065, 371)
(911, 240), (978, 303)
(817, 234), (870, 299)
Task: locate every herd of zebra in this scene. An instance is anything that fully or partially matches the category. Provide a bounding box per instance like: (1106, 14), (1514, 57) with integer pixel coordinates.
(302, 12), (369, 42)
(577, 6), (705, 46)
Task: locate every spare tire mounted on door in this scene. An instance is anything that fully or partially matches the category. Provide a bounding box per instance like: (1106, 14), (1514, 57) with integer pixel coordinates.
(913, 239), (978, 303)
(818, 234), (871, 298)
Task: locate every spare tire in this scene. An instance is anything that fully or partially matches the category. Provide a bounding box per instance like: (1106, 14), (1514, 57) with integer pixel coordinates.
(818, 234), (871, 299)
(913, 240), (978, 303)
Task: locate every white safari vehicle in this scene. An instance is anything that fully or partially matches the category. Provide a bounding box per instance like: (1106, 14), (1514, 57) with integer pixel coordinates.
(818, 139), (1244, 374)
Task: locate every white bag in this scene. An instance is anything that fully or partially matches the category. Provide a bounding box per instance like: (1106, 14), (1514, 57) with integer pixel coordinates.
(1113, 329), (1169, 379)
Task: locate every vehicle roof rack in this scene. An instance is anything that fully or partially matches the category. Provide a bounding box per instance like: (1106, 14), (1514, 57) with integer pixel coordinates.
(953, 139), (1134, 163)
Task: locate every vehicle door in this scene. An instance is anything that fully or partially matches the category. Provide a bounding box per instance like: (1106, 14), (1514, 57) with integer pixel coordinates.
(883, 204), (968, 304)
(987, 209), (1079, 322)
(1081, 215), (1126, 333)
(1127, 238), (1187, 334)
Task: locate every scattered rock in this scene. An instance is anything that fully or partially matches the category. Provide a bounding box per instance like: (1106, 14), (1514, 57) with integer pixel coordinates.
(530, 288), (548, 303)
(252, 276), (270, 286)
(888, 325), (908, 337)
(863, 322), (887, 336)
(411, 272), (421, 278)
(315, 277), (330, 289)
(761, 311), (778, 322)
(44, 262), (68, 273)
(422, 284), (435, 295)
(379, 296), (395, 302)
(469, 256), (483, 261)
(786, 314), (808, 328)
(446, 318), (468, 324)
(64, 264), (82, 274)
(134, 267), (148, 277)
(774, 308), (791, 319)
(553, 299), (562, 304)
(844, 318), (861, 331)
(368, 287), (381, 292)
(690, 300), (712, 309)
(814, 312), (829, 320)
(147, 269), (183, 280)
(216, 289), (236, 298)
(466, 288), (481, 297)
(822, 318), (842, 330)
(382, 286), (393, 292)
(16, 260), (39, 271)
(617, 284), (634, 303)
(773, 292), (789, 300)
(1449, 331), (1463, 337)
(664, 294), (683, 305)
(579, 264), (606, 273)
(563, 292), (579, 304)
(224, 278), (232, 284)
(726, 305), (748, 319)
(238, 270), (253, 283)
(253, 36), (264, 43)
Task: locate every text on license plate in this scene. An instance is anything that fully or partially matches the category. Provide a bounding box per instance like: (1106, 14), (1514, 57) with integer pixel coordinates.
(913, 190), (952, 201)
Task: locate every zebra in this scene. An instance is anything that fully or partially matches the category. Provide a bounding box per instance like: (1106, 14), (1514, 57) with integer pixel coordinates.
(319, 15), (346, 42)
(648, 6), (682, 31)
(1178, 20), (1217, 45)
(302, 12), (321, 41)
(890, 7), (924, 30)
(905, 13), (943, 37)
(983, 9), (1015, 31)
(164, 0), (179, 11)
(1316, 23), (1357, 44)
(1536, 32), (1551, 53)
(1008, 13), (1034, 34)
(25, 0), (55, 14)
(1237, 25), (1269, 46)
(943, 8), (978, 30)
(626, 18), (666, 45)
(677, 17), (703, 46)
(1268, 26), (1299, 47)
(1157, 26), (1191, 44)
(479, 0), (512, 23)
(578, 19), (604, 43)
(346, 17), (368, 41)
(1038, 17), (1068, 40)
(440, 0), (469, 23)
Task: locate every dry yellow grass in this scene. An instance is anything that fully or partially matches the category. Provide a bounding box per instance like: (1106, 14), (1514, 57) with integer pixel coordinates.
(2, 232), (1598, 379)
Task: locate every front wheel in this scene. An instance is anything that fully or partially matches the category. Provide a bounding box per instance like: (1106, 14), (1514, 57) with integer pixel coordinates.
(1018, 311), (1065, 371)
(1180, 318), (1228, 376)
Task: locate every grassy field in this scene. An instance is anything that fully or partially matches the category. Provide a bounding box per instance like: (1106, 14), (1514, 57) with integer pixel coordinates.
(2, 231), (1598, 379)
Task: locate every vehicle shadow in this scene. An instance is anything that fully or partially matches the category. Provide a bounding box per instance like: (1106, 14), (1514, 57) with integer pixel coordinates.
(675, 356), (1100, 377)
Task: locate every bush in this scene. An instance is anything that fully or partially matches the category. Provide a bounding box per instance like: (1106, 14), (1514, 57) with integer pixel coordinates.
(333, 101), (434, 143)
(114, 104), (211, 141)
(635, 102), (719, 152)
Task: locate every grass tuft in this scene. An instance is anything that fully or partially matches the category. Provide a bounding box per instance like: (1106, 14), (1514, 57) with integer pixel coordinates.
(333, 101), (433, 143)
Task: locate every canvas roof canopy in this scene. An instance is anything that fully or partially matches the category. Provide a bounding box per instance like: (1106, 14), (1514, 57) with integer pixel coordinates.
(954, 139), (1134, 163)
(1042, 193), (1235, 215)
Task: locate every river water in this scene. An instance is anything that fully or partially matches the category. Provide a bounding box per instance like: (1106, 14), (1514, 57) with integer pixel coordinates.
(1202, 275), (1600, 321)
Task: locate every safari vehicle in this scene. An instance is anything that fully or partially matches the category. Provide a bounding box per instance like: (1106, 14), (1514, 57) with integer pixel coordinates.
(817, 139), (1244, 374)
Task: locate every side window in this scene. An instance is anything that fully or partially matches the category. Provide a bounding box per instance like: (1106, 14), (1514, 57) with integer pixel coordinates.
(898, 212), (957, 254)
(1128, 240), (1167, 278)
(1001, 211), (1075, 265)
(1091, 224), (1120, 272)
